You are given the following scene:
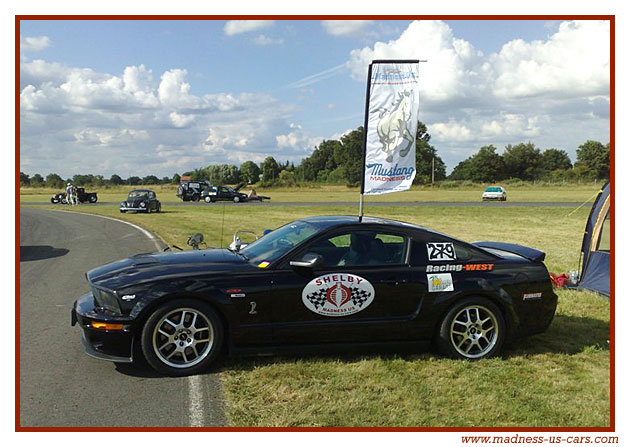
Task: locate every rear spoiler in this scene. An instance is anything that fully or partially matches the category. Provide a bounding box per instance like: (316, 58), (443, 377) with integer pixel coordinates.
(473, 241), (546, 262)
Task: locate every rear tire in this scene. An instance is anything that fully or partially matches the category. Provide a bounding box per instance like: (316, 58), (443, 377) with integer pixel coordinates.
(204, 196), (212, 203)
(192, 194), (200, 202)
(89, 195), (98, 203)
(435, 296), (505, 360)
(233, 196), (240, 203)
(141, 299), (224, 376)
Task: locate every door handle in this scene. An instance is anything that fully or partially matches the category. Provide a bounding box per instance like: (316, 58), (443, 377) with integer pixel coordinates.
(382, 278), (407, 285)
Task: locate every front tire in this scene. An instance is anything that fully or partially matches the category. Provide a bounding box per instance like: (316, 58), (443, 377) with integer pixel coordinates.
(89, 195), (98, 203)
(141, 299), (223, 376)
(436, 297), (505, 360)
(233, 196), (240, 203)
(204, 196), (212, 203)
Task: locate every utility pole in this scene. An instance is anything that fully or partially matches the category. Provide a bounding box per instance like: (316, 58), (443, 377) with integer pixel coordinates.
(431, 156), (435, 186)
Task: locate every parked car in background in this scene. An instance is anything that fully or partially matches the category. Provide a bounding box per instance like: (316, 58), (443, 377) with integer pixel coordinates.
(50, 187), (98, 204)
(176, 180), (211, 202)
(482, 186), (507, 201)
(202, 185), (249, 203)
(120, 189), (161, 213)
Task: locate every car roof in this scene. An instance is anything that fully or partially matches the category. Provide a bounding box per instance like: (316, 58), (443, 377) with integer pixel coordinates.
(297, 215), (428, 231)
(130, 189), (154, 193)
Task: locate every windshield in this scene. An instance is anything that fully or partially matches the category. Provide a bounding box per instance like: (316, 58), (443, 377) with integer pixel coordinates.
(485, 187), (501, 192)
(128, 191), (148, 198)
(240, 220), (320, 265)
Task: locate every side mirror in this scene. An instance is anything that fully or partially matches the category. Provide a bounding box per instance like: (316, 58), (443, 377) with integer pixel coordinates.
(229, 235), (242, 252)
(187, 233), (205, 250)
(290, 253), (323, 270)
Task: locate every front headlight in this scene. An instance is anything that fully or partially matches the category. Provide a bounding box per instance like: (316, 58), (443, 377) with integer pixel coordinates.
(140, 201), (146, 207)
(121, 201), (126, 206)
(92, 287), (121, 313)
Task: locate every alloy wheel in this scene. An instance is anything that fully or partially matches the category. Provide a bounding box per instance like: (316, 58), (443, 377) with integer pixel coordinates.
(152, 308), (214, 369)
(449, 305), (498, 359)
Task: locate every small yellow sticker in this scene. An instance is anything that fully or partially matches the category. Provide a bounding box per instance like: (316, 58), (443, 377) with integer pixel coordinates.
(257, 261), (270, 268)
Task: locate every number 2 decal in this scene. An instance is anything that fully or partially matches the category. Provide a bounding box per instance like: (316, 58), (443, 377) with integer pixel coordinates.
(249, 301), (257, 315)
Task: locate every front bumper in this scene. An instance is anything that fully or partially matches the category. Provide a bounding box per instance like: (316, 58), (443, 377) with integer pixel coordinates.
(482, 195), (504, 201)
(72, 292), (135, 363)
(119, 206), (148, 212)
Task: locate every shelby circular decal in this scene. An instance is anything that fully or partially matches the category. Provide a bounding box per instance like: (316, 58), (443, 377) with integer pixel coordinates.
(302, 273), (375, 317)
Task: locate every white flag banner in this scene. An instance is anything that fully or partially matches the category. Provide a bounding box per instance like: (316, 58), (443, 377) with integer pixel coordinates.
(362, 61), (420, 195)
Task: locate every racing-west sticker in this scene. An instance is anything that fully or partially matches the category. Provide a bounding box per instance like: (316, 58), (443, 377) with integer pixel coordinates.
(427, 273), (454, 292)
(426, 263), (494, 272)
(427, 242), (456, 261)
(302, 273), (375, 317)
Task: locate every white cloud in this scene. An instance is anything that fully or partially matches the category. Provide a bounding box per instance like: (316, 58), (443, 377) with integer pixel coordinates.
(252, 34), (283, 46)
(224, 20), (274, 36)
(487, 20), (610, 99)
(322, 21), (374, 36)
(20, 35), (51, 52)
(20, 61), (306, 177)
(346, 20), (609, 169)
(275, 123), (323, 151)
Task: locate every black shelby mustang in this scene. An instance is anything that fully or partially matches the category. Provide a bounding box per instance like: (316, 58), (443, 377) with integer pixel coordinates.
(72, 216), (557, 376)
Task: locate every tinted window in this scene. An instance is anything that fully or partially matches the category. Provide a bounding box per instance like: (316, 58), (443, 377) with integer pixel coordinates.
(304, 231), (407, 267)
(597, 211), (610, 252)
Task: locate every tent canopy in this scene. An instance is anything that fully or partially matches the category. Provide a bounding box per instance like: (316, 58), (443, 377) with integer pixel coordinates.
(578, 181), (610, 297)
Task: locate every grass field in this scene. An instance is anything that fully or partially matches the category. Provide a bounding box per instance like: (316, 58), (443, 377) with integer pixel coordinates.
(20, 188), (611, 427)
(19, 182), (602, 204)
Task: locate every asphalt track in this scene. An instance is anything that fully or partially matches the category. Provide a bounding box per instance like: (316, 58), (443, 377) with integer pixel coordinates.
(31, 200), (588, 208)
(19, 207), (226, 427)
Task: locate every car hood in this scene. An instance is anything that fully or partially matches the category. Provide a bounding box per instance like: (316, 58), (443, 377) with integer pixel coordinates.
(87, 248), (250, 290)
(123, 195), (148, 206)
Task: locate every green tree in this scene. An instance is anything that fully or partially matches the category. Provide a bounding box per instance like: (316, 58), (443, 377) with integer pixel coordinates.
(109, 174), (124, 185)
(127, 176), (141, 185)
(540, 148), (572, 173)
(31, 173), (44, 186)
(450, 145), (506, 182)
(142, 175), (160, 185)
(172, 173), (181, 184)
(20, 172), (30, 186)
(413, 122), (446, 184)
(261, 156), (280, 182)
(160, 176), (171, 184)
(240, 161), (261, 184)
(335, 130), (364, 186)
(575, 140), (610, 179)
(45, 173), (65, 189)
(503, 142), (542, 180)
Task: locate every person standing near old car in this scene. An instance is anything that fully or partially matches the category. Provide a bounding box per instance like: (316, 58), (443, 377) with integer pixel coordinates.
(65, 183), (73, 206)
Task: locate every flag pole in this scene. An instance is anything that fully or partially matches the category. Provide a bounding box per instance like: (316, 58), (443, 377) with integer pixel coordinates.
(359, 62), (374, 222)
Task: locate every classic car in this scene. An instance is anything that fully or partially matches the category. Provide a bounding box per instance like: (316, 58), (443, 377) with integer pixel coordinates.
(51, 187), (98, 204)
(71, 215), (557, 376)
(201, 185), (249, 203)
(119, 189), (161, 213)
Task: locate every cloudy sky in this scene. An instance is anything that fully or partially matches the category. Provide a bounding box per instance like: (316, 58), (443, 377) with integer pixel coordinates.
(19, 19), (610, 178)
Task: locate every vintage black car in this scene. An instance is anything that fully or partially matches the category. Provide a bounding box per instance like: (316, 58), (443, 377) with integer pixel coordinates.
(119, 189), (161, 213)
(71, 215), (557, 376)
(201, 185), (249, 203)
(51, 187), (98, 204)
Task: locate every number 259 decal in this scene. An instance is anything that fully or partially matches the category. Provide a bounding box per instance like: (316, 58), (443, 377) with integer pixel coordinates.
(427, 242), (456, 261)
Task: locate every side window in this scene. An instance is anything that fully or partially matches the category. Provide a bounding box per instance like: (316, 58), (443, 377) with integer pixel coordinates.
(410, 238), (492, 266)
(305, 231), (407, 267)
(597, 211), (610, 252)
(148, 192), (155, 199)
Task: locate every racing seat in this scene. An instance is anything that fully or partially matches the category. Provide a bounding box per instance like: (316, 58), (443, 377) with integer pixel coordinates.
(338, 233), (371, 266)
